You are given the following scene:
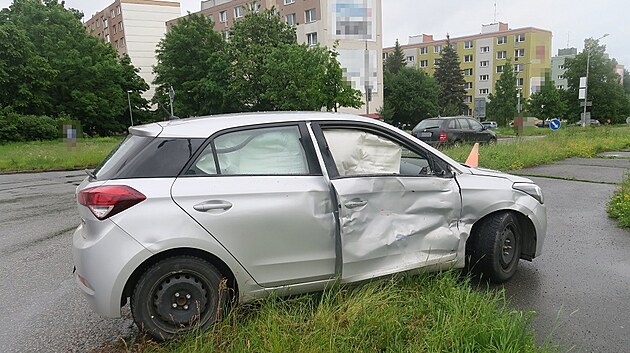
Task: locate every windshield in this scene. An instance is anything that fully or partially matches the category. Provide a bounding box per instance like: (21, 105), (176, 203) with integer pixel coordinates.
(414, 119), (441, 130)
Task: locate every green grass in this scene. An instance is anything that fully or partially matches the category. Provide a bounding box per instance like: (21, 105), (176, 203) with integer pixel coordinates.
(608, 173), (630, 228)
(130, 272), (555, 353)
(494, 126), (554, 137)
(0, 137), (122, 172)
(440, 126), (630, 171)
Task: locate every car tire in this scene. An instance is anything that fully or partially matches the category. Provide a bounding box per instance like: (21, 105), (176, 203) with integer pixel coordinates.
(131, 256), (227, 341)
(467, 212), (521, 283)
(488, 137), (497, 145)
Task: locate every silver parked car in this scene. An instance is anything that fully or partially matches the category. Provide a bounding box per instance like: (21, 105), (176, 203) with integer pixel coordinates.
(73, 112), (546, 340)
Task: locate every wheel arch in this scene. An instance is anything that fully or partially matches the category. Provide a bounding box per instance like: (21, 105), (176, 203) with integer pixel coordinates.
(121, 248), (238, 307)
(467, 209), (537, 261)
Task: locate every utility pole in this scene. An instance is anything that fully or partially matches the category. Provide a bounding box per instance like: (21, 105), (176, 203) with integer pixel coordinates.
(364, 40), (370, 114)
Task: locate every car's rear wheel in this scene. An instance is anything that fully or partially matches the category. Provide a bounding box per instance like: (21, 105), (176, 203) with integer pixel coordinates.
(131, 256), (227, 341)
(467, 212), (521, 283)
(488, 137), (497, 145)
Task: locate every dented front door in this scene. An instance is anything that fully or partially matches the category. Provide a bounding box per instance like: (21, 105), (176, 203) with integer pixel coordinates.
(314, 125), (462, 282)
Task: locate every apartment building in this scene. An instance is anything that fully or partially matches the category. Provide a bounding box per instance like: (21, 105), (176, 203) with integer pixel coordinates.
(85, 0), (182, 101)
(384, 23), (552, 118)
(167, 0), (383, 115)
(551, 48), (577, 90)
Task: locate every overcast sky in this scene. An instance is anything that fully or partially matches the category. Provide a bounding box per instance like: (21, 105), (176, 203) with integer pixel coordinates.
(0, 0), (628, 67)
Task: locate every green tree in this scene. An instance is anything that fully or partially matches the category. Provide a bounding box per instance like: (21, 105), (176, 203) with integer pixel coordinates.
(434, 36), (467, 116)
(623, 69), (630, 95)
(487, 59), (517, 127)
(153, 14), (230, 118)
(526, 72), (567, 119)
(382, 67), (439, 127)
(384, 39), (406, 74)
(563, 38), (630, 123)
(228, 9), (296, 111)
(0, 0), (148, 136)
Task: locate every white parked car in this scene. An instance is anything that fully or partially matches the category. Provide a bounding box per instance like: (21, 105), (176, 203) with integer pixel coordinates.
(73, 112), (547, 339)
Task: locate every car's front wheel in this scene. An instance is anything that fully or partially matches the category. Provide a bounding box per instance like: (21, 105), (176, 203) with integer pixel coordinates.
(467, 212), (521, 283)
(131, 256), (227, 340)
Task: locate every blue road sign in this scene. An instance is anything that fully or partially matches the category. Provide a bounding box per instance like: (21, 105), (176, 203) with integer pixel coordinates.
(549, 119), (561, 131)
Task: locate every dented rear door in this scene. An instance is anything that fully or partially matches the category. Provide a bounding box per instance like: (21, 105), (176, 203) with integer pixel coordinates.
(312, 123), (462, 282)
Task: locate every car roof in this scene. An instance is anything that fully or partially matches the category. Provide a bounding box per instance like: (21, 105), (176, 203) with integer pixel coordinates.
(424, 116), (471, 120)
(129, 111), (383, 138)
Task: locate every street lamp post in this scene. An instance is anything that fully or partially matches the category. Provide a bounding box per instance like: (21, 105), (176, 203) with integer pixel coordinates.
(582, 33), (609, 127)
(126, 90), (134, 126)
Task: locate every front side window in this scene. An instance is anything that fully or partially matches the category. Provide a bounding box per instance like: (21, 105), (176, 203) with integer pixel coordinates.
(189, 126), (310, 176)
(323, 129), (441, 177)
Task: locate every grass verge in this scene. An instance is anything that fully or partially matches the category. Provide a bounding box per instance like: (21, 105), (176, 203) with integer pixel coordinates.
(440, 126), (630, 171)
(0, 137), (122, 173)
(128, 272), (555, 353)
(608, 173), (630, 228)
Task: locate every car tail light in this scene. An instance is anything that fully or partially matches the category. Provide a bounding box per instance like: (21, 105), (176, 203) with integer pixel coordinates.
(439, 131), (448, 142)
(78, 185), (146, 220)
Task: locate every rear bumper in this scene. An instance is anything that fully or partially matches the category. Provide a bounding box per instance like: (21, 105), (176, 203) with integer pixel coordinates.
(72, 221), (152, 318)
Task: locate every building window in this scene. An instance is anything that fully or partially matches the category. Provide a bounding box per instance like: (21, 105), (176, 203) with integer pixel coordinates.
(250, 2), (261, 12)
(480, 74), (489, 81)
(480, 60), (489, 67)
(496, 65), (504, 73)
(463, 68), (473, 76)
(285, 13), (296, 26)
(515, 34), (526, 42)
(464, 41), (473, 49)
(517, 77), (524, 86)
(222, 31), (230, 41)
(407, 56), (415, 62)
(119, 22), (123, 31)
(114, 40), (119, 48)
(420, 60), (428, 67)
(464, 54), (473, 63)
(307, 32), (318, 46)
(465, 108), (473, 116)
(284, 0), (295, 4)
(557, 85), (564, 89)
(515, 49), (525, 57)
(305, 8), (316, 23)
(497, 51), (506, 59)
(514, 64), (524, 72)
(464, 82), (473, 89)
(434, 59), (439, 65)
(557, 75), (564, 80)
(234, 6), (244, 18)
(219, 10), (227, 23)
(206, 14), (213, 22)
(480, 46), (490, 53)
(464, 95), (472, 103)
(479, 88), (489, 95)
(111, 9), (115, 17)
(103, 18), (108, 28)
(434, 45), (442, 53)
(105, 34), (110, 43)
(420, 47), (427, 55)
(497, 36), (507, 45)
(120, 37), (125, 47)
(116, 6), (121, 15)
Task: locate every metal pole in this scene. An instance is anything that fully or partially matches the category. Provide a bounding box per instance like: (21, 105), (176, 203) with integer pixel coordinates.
(583, 51), (590, 127)
(127, 90), (134, 126)
(517, 89), (521, 114)
(364, 40), (370, 114)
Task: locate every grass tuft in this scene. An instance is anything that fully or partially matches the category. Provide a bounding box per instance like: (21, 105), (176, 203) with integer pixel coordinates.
(608, 173), (630, 228)
(131, 272), (556, 353)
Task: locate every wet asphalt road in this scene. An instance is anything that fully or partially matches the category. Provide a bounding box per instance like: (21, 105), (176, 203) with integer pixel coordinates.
(0, 156), (628, 352)
(0, 171), (132, 353)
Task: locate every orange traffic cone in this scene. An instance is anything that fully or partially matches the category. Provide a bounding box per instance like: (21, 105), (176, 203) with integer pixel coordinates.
(465, 143), (479, 167)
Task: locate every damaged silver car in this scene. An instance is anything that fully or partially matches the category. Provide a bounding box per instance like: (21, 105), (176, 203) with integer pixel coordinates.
(73, 112), (546, 339)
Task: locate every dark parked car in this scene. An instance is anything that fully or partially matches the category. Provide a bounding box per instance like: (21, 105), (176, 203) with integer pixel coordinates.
(412, 116), (497, 146)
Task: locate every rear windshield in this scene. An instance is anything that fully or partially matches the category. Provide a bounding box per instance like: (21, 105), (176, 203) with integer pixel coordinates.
(94, 135), (204, 180)
(414, 119), (441, 130)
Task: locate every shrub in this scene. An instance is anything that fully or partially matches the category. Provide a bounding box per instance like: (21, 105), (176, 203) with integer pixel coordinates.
(0, 110), (59, 142)
(608, 174), (630, 228)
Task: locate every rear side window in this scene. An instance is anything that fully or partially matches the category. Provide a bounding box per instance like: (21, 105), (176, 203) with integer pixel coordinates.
(457, 118), (471, 130)
(94, 135), (204, 180)
(187, 125), (310, 176)
(447, 119), (460, 129)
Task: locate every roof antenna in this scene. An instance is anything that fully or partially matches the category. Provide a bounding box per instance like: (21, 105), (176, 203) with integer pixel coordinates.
(493, 2), (497, 23)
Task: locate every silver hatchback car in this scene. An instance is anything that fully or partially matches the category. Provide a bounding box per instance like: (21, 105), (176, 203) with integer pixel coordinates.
(73, 112), (546, 339)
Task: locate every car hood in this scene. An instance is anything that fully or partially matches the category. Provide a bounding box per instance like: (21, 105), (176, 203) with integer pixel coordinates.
(466, 166), (534, 183)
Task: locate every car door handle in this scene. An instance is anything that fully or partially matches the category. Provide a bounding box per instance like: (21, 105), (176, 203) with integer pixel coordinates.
(344, 199), (367, 209)
(193, 201), (233, 212)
